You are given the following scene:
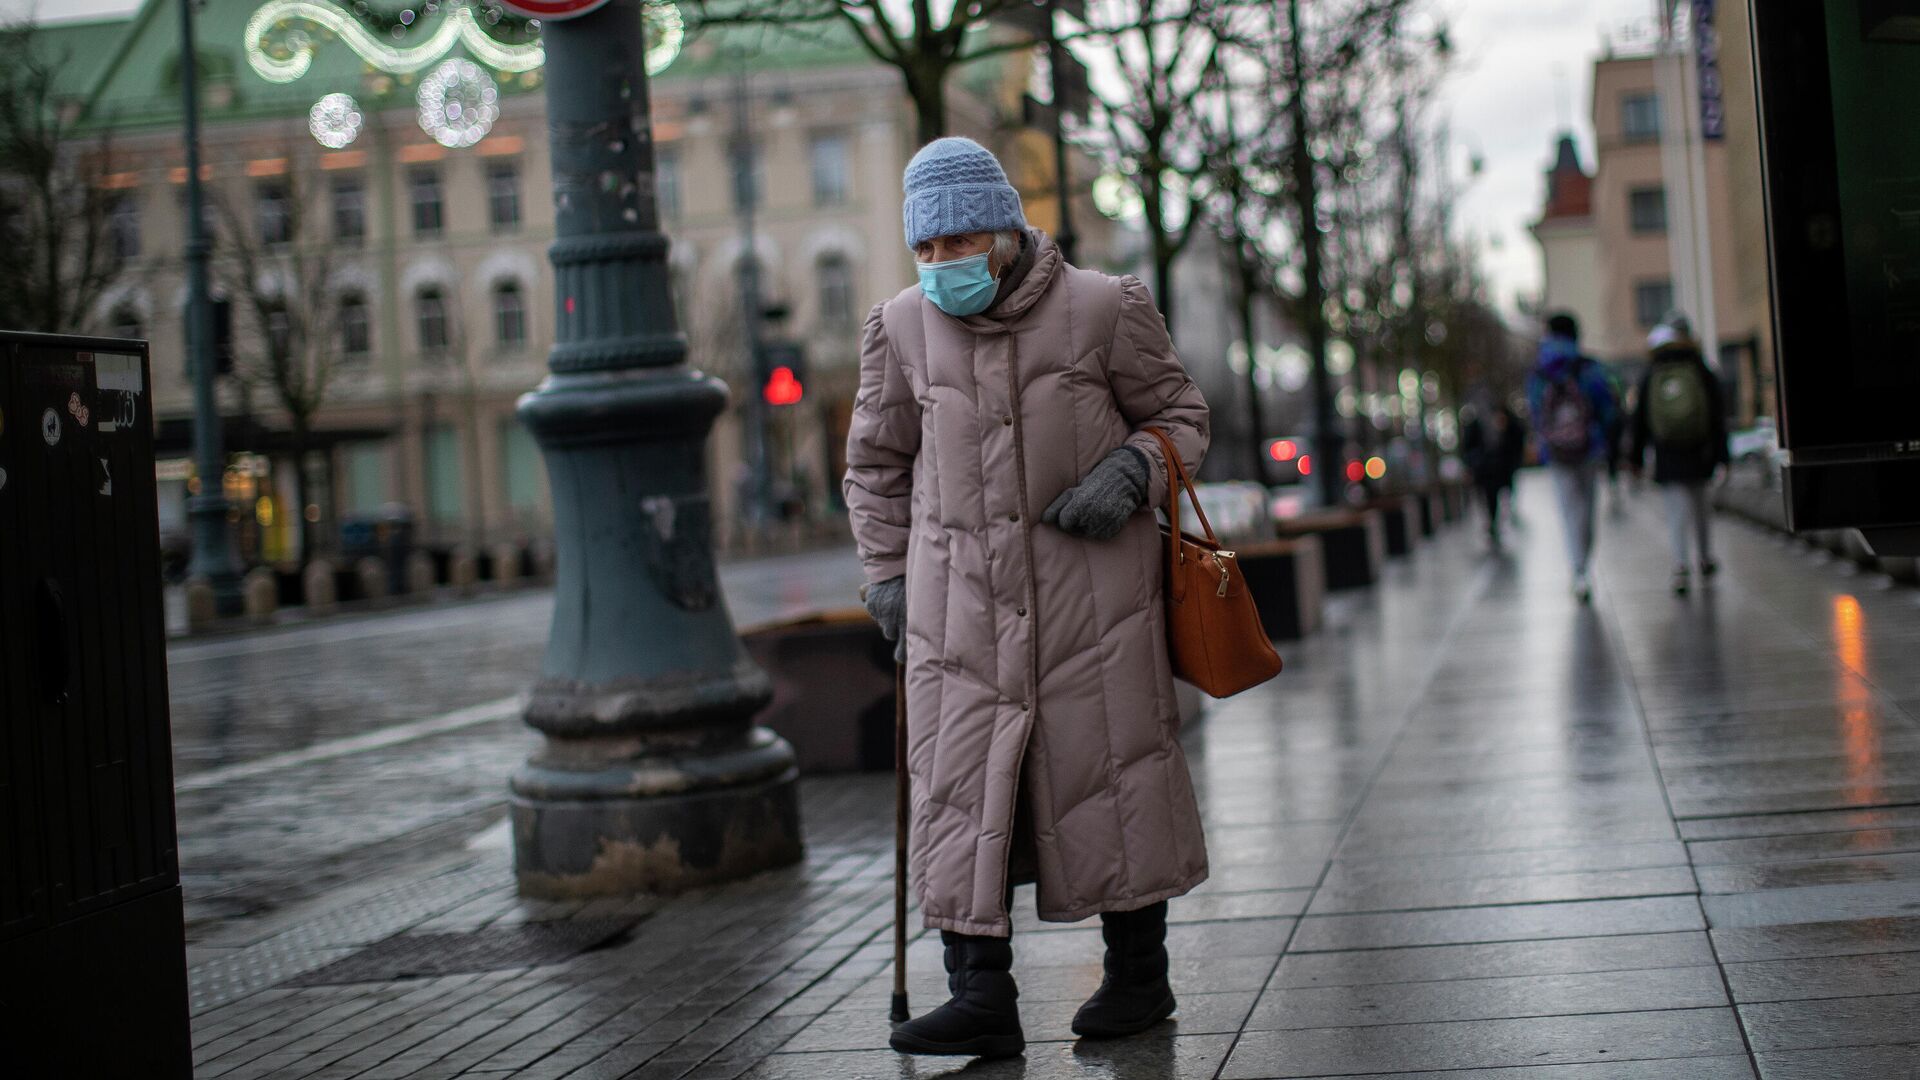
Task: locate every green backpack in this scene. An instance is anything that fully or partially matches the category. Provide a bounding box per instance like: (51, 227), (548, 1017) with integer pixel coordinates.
(1647, 358), (1709, 446)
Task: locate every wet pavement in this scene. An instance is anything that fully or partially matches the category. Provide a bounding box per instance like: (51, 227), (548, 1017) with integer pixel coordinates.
(180, 474), (1920, 1079)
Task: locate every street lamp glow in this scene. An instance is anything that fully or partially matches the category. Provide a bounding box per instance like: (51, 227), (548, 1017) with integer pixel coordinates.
(308, 92), (364, 148)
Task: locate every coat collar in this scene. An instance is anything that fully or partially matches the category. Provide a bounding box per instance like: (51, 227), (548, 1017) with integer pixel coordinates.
(945, 229), (1061, 334)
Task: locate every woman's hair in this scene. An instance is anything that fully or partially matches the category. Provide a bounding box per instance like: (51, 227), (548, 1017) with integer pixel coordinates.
(990, 230), (1023, 274)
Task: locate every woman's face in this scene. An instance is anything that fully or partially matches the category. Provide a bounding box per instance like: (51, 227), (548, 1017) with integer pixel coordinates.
(915, 232), (994, 266)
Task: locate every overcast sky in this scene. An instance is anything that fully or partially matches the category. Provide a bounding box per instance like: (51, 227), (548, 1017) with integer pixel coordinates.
(7, 0), (1654, 316)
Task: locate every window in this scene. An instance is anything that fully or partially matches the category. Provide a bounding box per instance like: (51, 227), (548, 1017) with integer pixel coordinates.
(425, 424), (463, 526)
(266, 306), (292, 358)
(1634, 280), (1674, 328)
(410, 169), (443, 235)
(345, 441), (389, 514)
(655, 149), (681, 220)
(108, 194), (141, 260)
(501, 418), (541, 516)
(332, 175), (365, 244)
(416, 286), (448, 351)
(816, 253), (853, 330)
(340, 293), (371, 359)
(810, 133), (849, 207)
(487, 162), (521, 231)
(493, 280), (526, 348)
(1621, 92), (1661, 142)
(1628, 187), (1666, 234)
(730, 141), (763, 212)
(256, 181), (291, 245)
(109, 305), (143, 340)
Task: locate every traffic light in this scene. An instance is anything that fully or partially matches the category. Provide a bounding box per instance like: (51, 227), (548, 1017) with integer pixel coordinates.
(760, 341), (805, 406)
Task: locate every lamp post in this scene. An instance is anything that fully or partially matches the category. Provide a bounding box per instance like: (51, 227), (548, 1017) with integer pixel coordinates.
(177, 0), (243, 614)
(507, 0), (802, 897)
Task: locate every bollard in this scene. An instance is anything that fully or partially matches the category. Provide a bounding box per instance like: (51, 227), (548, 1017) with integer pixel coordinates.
(303, 559), (337, 614)
(449, 546), (479, 594)
(185, 576), (219, 631)
(491, 542), (521, 587)
(356, 556), (389, 602)
(406, 550), (437, 595)
(242, 567), (277, 622)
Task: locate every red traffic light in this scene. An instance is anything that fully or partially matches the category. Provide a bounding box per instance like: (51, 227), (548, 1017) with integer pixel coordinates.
(1345, 460), (1365, 483)
(763, 365), (803, 406)
(1297, 454), (1312, 476)
(1267, 439), (1299, 463)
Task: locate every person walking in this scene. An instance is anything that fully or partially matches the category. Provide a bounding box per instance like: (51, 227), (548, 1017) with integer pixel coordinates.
(1527, 312), (1618, 603)
(1627, 314), (1729, 595)
(1462, 400), (1527, 549)
(844, 137), (1211, 1060)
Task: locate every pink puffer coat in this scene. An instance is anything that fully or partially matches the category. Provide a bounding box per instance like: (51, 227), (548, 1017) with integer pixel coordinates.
(843, 232), (1211, 936)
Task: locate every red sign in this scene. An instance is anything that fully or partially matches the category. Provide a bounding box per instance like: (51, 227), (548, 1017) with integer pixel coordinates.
(763, 366), (803, 406)
(497, 0), (614, 20)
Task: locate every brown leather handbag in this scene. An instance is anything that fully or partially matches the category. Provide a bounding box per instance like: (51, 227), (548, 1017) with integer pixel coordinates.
(1143, 427), (1282, 697)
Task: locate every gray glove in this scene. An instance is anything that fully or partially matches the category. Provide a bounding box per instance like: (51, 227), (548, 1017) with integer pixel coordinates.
(862, 575), (906, 663)
(1043, 446), (1150, 541)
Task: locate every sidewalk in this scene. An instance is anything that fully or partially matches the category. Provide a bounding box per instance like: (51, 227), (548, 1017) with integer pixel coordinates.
(186, 474), (1920, 1080)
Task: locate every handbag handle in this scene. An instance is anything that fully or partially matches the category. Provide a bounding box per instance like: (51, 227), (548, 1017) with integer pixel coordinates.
(1143, 428), (1221, 604)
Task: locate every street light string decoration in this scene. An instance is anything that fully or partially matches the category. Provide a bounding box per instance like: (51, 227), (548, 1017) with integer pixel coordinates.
(418, 59), (499, 147)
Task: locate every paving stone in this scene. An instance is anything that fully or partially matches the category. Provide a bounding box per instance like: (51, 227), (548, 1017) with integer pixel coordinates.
(1270, 932), (1719, 989)
(745, 1034), (1235, 1079)
(1260, 1059), (1756, 1080)
(1738, 992), (1920, 1052)
(1702, 881), (1920, 929)
(1678, 806), (1920, 843)
(1292, 896), (1706, 952)
(1322, 843), (1690, 888)
(1724, 950), (1920, 1003)
(1712, 916), (1920, 963)
(1246, 965), (1729, 1030)
(1697, 851), (1920, 894)
(1753, 1043), (1920, 1080)
(1688, 826), (1920, 866)
(1306, 866), (1699, 915)
(1219, 1007), (1748, 1078)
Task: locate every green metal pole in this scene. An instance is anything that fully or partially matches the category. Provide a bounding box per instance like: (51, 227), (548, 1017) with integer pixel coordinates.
(177, 0), (242, 613)
(510, 0), (802, 898)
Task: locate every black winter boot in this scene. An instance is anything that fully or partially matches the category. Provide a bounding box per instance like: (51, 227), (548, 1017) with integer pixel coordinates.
(1071, 901), (1175, 1039)
(889, 931), (1025, 1058)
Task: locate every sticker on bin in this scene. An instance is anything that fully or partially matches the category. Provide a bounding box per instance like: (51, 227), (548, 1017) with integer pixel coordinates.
(41, 406), (60, 446)
(94, 352), (143, 393)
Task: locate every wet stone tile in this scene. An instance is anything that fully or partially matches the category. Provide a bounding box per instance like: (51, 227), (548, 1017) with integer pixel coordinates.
(1678, 805), (1920, 842)
(1291, 896), (1705, 952)
(1266, 1059), (1756, 1080)
(1306, 866), (1699, 916)
(1323, 843), (1690, 888)
(1738, 992), (1920, 1052)
(1270, 932), (1718, 989)
(1753, 1042), (1920, 1080)
(1218, 1007), (1747, 1079)
(1702, 881), (1920, 929)
(744, 1034), (1234, 1079)
(1696, 852), (1920, 894)
(1245, 965), (1728, 1030)
(1711, 916), (1920, 963)
(1724, 950), (1920, 1003)
(1687, 826), (1920, 866)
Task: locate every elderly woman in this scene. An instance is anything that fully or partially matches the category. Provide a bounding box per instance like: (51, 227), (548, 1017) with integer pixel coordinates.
(844, 137), (1211, 1059)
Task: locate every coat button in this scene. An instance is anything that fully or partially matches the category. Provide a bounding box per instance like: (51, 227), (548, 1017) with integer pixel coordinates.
(1002, 416), (1012, 426)
(1017, 607), (1027, 617)
(1009, 512), (1020, 522)
(1021, 700), (1031, 711)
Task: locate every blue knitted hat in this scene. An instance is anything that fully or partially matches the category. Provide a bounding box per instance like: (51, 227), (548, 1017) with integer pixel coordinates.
(901, 137), (1026, 250)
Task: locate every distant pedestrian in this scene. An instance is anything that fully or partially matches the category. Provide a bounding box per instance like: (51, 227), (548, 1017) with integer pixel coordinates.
(844, 136), (1211, 1060)
(1527, 312), (1618, 603)
(1463, 401), (1527, 548)
(1627, 313), (1729, 595)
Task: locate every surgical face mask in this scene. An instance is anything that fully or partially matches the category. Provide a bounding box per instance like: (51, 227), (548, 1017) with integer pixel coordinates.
(917, 251), (997, 316)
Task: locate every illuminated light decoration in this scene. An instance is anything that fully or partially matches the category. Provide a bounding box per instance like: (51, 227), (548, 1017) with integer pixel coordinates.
(418, 58), (499, 147)
(308, 92), (365, 148)
(1296, 454), (1312, 476)
(1267, 439), (1298, 463)
(244, 0), (681, 82)
(1365, 456), (1387, 480)
(1345, 460), (1365, 483)
(763, 365), (803, 406)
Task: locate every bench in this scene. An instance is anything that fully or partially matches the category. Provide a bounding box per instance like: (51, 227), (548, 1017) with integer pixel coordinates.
(1273, 508), (1387, 591)
(1234, 535), (1326, 640)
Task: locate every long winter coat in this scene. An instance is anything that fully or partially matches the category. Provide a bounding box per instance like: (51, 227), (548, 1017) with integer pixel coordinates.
(844, 231), (1211, 937)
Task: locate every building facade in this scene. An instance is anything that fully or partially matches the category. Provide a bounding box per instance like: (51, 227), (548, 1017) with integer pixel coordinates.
(39, 0), (1099, 567)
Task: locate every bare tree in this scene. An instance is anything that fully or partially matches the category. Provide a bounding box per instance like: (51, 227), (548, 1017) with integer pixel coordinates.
(685, 0), (1038, 144)
(0, 22), (125, 333)
(212, 161), (347, 565)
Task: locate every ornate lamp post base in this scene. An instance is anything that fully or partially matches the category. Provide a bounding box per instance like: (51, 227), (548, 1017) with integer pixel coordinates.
(510, 726), (800, 898)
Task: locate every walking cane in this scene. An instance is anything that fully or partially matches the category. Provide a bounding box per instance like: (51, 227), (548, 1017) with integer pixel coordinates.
(890, 659), (911, 1024)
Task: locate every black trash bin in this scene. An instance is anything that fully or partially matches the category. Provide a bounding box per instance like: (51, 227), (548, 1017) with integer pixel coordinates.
(0, 332), (192, 1077)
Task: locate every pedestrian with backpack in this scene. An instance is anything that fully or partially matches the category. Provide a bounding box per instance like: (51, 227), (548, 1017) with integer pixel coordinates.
(1628, 313), (1729, 595)
(1527, 312), (1618, 603)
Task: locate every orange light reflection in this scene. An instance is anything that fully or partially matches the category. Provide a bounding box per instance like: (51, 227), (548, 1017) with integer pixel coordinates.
(1830, 595), (1884, 810)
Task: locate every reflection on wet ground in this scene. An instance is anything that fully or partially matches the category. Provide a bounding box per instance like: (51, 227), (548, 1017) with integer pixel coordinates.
(183, 477), (1920, 1079)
